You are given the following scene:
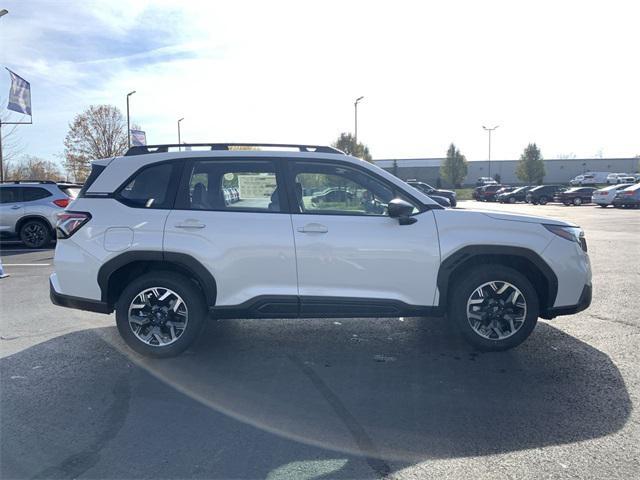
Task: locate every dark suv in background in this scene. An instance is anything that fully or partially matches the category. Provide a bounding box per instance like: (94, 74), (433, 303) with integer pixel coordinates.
(525, 185), (564, 205)
(407, 180), (457, 207)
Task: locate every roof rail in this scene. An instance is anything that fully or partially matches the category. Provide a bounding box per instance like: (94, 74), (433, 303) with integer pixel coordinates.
(0, 180), (56, 184)
(124, 143), (345, 157)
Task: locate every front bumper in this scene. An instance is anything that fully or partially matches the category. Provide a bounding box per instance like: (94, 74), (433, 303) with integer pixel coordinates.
(541, 284), (592, 319)
(50, 279), (112, 314)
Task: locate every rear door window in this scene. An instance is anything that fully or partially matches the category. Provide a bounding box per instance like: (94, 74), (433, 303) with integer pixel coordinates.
(0, 187), (22, 203)
(180, 159), (283, 212)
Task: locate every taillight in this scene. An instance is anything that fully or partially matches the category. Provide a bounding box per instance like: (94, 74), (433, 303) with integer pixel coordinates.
(53, 198), (70, 208)
(624, 191), (634, 195)
(56, 212), (91, 239)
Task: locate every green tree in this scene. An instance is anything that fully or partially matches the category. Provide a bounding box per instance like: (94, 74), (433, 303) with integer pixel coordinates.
(332, 132), (372, 161)
(516, 143), (545, 184)
(440, 143), (468, 187)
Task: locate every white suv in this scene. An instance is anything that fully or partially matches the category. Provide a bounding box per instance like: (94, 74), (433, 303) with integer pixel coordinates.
(50, 143), (592, 357)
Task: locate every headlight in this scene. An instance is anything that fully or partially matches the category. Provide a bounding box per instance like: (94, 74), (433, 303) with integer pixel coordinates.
(543, 224), (587, 252)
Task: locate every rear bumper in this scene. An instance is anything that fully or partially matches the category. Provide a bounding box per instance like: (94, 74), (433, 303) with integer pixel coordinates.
(541, 284), (592, 319)
(50, 278), (112, 314)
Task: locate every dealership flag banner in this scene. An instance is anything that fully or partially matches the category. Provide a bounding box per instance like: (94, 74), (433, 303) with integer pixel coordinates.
(130, 129), (147, 146)
(6, 68), (32, 116)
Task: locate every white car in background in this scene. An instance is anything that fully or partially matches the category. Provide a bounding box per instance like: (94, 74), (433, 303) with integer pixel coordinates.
(570, 172), (609, 186)
(606, 173), (630, 184)
(593, 183), (633, 207)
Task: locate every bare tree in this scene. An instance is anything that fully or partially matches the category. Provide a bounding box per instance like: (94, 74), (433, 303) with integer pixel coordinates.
(3, 155), (64, 181)
(63, 105), (129, 182)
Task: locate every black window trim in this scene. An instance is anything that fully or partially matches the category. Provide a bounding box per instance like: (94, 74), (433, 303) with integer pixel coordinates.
(173, 157), (291, 214)
(21, 187), (53, 202)
(283, 158), (430, 217)
(113, 159), (183, 210)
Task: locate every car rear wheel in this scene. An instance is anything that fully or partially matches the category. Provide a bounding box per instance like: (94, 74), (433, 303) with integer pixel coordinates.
(539, 196), (548, 205)
(116, 271), (207, 358)
(509, 197), (516, 204)
(19, 220), (51, 248)
(448, 266), (539, 351)
(573, 197), (583, 206)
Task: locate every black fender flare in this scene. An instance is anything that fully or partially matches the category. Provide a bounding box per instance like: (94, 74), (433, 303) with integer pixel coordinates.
(436, 245), (558, 310)
(97, 251), (217, 307)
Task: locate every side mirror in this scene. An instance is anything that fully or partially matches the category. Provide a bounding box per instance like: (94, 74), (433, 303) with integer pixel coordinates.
(387, 198), (417, 225)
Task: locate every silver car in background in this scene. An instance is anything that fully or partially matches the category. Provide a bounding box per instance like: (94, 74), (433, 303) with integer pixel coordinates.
(0, 181), (81, 248)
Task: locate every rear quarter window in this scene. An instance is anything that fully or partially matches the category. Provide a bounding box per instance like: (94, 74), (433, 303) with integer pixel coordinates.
(22, 187), (52, 202)
(117, 162), (179, 209)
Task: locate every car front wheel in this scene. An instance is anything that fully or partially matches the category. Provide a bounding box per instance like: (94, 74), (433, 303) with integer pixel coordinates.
(116, 271), (207, 358)
(19, 220), (52, 248)
(573, 197), (583, 206)
(448, 266), (539, 351)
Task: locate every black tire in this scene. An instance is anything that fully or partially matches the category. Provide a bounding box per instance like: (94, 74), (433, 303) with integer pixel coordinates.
(448, 265), (539, 351)
(532, 200), (539, 205)
(450, 199), (457, 208)
(539, 196), (548, 205)
(563, 202), (571, 206)
(509, 197), (516, 204)
(599, 204), (608, 208)
(573, 197), (582, 206)
(115, 271), (207, 358)
(19, 219), (52, 248)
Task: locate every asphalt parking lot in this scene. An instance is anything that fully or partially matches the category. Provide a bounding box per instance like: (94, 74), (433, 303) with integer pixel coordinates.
(1, 201), (639, 479)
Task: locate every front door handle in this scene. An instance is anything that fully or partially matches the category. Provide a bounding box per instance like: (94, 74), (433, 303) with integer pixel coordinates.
(175, 221), (206, 229)
(297, 223), (328, 234)
(11, 205), (21, 210)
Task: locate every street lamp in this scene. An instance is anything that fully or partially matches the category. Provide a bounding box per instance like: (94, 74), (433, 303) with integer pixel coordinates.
(482, 125), (499, 178)
(126, 91), (136, 148)
(0, 9), (10, 182)
(177, 118), (184, 150)
(354, 96), (364, 145)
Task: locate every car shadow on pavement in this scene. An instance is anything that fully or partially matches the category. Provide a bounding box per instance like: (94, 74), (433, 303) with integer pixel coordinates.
(1, 316), (631, 479)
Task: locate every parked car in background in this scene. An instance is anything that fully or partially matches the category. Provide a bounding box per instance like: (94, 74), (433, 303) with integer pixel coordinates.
(476, 184), (504, 202)
(429, 195), (451, 208)
(554, 187), (597, 206)
(311, 187), (355, 205)
(0, 180), (82, 248)
(612, 183), (640, 208)
(617, 176), (636, 184)
(472, 186), (483, 200)
(499, 186), (532, 203)
(494, 186), (516, 200)
(606, 173), (629, 184)
(525, 185), (564, 205)
(593, 184), (634, 207)
(569, 172), (609, 186)
(406, 180), (457, 207)
(476, 177), (498, 186)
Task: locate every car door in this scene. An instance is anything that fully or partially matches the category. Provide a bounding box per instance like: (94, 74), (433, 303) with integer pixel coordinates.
(0, 187), (24, 233)
(164, 157), (298, 310)
(287, 159), (441, 315)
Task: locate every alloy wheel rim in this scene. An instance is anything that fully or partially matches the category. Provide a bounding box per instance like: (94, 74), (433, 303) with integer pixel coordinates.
(24, 224), (45, 246)
(466, 281), (527, 340)
(128, 287), (188, 347)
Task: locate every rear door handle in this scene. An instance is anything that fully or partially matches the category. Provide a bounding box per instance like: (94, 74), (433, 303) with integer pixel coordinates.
(11, 205), (21, 210)
(175, 221), (206, 229)
(297, 223), (328, 234)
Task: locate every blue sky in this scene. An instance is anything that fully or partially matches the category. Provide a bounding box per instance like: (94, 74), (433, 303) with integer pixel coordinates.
(1, 0), (639, 164)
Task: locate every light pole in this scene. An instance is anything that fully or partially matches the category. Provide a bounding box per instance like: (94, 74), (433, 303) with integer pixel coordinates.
(177, 118), (184, 150)
(482, 125), (499, 179)
(354, 96), (364, 145)
(0, 9), (10, 182)
(126, 91), (136, 148)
